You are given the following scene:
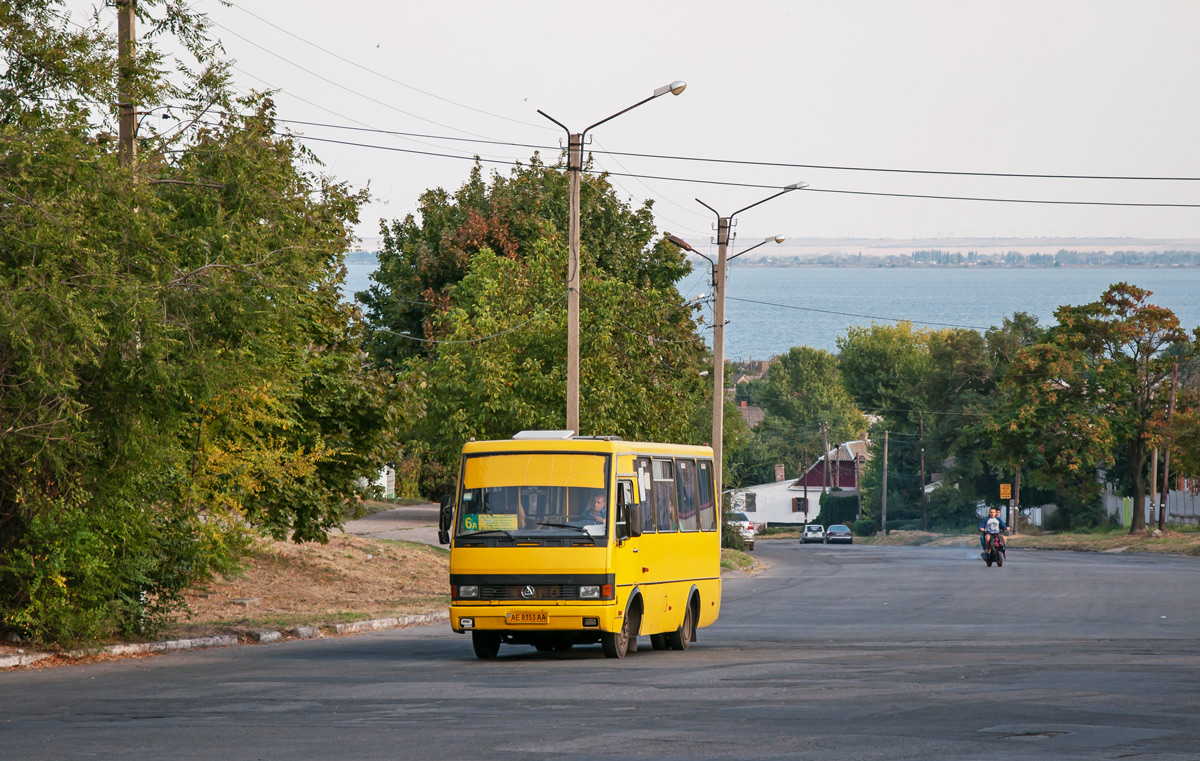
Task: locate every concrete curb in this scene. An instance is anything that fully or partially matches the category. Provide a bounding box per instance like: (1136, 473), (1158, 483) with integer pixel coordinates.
(0, 652), (52, 669)
(1, 611), (450, 670)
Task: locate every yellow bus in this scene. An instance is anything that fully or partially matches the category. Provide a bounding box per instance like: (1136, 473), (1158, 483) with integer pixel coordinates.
(438, 431), (722, 659)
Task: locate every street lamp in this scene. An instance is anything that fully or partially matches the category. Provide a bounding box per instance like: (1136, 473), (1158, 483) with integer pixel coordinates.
(667, 182), (806, 497)
(538, 81), (687, 435)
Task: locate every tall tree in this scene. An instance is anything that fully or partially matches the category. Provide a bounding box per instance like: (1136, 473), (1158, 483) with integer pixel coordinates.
(992, 284), (1192, 533)
(362, 160), (709, 496)
(1, 1), (401, 644)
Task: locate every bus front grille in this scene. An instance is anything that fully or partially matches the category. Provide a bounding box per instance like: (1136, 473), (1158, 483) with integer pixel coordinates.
(480, 584), (580, 600)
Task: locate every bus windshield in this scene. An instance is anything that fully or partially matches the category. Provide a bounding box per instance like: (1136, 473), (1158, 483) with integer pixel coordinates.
(456, 453), (609, 543)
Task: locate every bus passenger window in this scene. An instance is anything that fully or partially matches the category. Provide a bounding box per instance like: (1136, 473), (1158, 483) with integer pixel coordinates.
(653, 458), (677, 532)
(676, 459), (699, 532)
(636, 457), (656, 533)
(697, 461), (717, 531)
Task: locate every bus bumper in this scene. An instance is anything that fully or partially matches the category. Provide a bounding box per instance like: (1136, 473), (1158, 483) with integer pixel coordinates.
(450, 602), (618, 634)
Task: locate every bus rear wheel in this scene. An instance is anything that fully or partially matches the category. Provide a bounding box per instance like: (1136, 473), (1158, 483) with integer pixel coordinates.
(471, 631), (501, 659)
(667, 601), (694, 651)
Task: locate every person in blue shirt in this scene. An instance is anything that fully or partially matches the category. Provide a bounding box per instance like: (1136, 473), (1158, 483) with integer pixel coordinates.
(979, 506), (1007, 556)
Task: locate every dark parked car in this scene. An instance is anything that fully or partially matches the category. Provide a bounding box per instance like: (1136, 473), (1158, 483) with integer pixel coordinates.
(824, 524), (853, 544)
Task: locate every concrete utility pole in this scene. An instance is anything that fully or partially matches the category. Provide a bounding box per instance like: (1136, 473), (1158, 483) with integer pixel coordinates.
(117, 0), (136, 167)
(538, 81), (686, 435)
(1159, 361), (1179, 531)
(882, 430), (889, 535)
(565, 131), (583, 433)
(666, 186), (801, 497)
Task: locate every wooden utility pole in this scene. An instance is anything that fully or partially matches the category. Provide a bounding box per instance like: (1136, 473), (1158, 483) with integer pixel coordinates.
(881, 430), (889, 535)
(1159, 361), (1179, 532)
(919, 416), (927, 531)
(1149, 447), (1159, 526)
(1013, 470), (1021, 536)
(821, 423), (830, 494)
(855, 454), (863, 520)
(117, 0), (137, 167)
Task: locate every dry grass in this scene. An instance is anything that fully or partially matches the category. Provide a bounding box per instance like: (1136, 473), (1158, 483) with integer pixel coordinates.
(859, 528), (1200, 556)
(162, 533), (449, 638)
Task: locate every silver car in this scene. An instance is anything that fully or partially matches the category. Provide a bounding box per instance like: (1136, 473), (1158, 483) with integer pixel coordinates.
(729, 511), (756, 551)
(801, 524), (825, 544)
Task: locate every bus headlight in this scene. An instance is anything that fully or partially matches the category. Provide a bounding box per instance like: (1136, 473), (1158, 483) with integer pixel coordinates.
(457, 585), (480, 599)
(579, 585), (600, 599)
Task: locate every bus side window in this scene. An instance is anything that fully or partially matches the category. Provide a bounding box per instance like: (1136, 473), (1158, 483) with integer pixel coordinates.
(635, 457), (656, 534)
(676, 459), (699, 532)
(697, 460), (717, 531)
(616, 480), (641, 539)
(653, 458), (677, 533)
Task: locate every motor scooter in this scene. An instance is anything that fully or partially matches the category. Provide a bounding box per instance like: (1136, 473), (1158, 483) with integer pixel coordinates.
(981, 532), (1006, 567)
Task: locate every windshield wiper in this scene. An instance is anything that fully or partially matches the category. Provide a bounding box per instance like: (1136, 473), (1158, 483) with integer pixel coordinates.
(462, 529), (516, 541)
(535, 522), (598, 543)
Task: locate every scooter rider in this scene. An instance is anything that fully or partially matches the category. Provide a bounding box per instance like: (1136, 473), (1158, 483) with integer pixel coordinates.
(979, 506), (1008, 558)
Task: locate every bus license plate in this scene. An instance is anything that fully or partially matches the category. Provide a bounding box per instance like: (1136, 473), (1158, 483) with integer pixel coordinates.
(506, 611), (548, 625)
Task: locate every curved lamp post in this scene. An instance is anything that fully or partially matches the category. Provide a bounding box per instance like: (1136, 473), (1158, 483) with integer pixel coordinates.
(667, 182), (806, 497)
(538, 81), (687, 435)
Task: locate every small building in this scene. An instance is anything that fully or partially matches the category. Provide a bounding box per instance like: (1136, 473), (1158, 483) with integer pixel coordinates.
(731, 439), (871, 528)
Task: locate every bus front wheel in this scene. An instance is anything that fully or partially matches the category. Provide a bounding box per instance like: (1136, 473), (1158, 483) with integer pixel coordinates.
(471, 631), (501, 659)
(602, 614), (632, 659)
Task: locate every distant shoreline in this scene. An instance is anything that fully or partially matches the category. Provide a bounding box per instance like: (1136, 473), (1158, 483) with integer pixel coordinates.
(729, 262), (1200, 269)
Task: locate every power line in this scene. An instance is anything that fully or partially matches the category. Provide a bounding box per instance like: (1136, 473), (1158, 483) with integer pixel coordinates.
(725, 296), (992, 331)
(284, 133), (1200, 209)
(370, 294), (566, 345)
(223, 1), (555, 133)
(210, 20), (502, 142)
(590, 147), (1200, 183)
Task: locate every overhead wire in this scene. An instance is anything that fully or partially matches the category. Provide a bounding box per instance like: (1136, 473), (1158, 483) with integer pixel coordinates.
(221, 0), (557, 133)
(370, 294), (567, 345)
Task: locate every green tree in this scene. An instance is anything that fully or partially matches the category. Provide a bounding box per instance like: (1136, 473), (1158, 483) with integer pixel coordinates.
(728, 347), (866, 487)
(1, 1), (401, 644)
(363, 161), (709, 496)
(989, 285), (1193, 533)
(838, 323), (932, 525)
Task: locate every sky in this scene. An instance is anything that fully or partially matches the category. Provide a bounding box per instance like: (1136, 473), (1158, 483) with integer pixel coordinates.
(61, 0), (1200, 249)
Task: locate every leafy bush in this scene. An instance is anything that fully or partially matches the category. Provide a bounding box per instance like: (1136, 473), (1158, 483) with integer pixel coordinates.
(0, 500), (246, 646)
(854, 519), (878, 536)
(721, 511), (746, 551)
(926, 486), (980, 531)
(816, 491), (858, 527)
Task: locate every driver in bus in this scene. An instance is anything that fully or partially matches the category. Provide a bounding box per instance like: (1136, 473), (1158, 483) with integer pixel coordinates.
(584, 493), (607, 526)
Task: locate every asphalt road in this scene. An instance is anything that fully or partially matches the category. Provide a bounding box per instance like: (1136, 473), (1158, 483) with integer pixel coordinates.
(3, 542), (1198, 761)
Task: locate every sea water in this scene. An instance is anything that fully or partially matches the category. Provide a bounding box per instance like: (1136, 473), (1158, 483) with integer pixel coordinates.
(344, 264), (1200, 358)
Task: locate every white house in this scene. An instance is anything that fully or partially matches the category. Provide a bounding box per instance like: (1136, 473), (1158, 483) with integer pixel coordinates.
(730, 440), (872, 528)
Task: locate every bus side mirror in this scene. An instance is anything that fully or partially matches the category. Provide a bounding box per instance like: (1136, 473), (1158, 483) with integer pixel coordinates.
(438, 494), (453, 545)
(629, 503), (643, 538)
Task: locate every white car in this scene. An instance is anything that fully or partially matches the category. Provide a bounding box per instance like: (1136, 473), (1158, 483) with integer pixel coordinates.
(729, 511), (756, 551)
(801, 524), (825, 544)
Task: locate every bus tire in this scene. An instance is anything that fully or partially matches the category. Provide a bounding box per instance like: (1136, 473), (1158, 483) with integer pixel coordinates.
(471, 631), (500, 659)
(626, 607), (641, 654)
(667, 597), (695, 651)
(602, 614), (631, 659)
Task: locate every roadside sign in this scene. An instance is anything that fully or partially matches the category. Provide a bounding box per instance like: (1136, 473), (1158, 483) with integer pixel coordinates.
(1000, 483), (1012, 500)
